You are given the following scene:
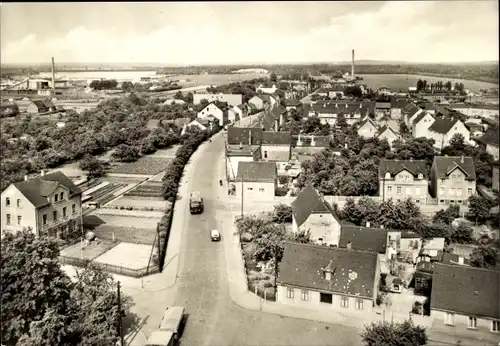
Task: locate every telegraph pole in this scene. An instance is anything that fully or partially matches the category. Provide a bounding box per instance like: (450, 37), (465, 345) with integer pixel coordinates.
(240, 172), (244, 218)
(156, 223), (161, 267)
(117, 281), (124, 346)
(274, 242), (279, 297)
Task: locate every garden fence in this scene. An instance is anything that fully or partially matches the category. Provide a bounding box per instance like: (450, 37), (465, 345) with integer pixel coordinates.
(59, 255), (160, 278)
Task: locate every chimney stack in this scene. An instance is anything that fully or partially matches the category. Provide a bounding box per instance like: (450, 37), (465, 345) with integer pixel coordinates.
(40, 169), (46, 176)
(458, 256), (464, 265)
(460, 155), (464, 163)
(24, 175), (29, 181)
(346, 242), (352, 250)
(51, 57), (56, 91)
(239, 142), (243, 149)
(351, 49), (355, 78)
(249, 130), (252, 145)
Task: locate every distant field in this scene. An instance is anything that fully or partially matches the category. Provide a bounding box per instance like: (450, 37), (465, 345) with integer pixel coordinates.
(108, 157), (172, 175)
(358, 74), (499, 92)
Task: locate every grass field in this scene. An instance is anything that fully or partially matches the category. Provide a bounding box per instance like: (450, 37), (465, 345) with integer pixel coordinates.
(60, 238), (119, 260)
(107, 196), (170, 211)
(124, 182), (163, 198)
(84, 214), (161, 229)
(93, 242), (154, 270)
(108, 157), (172, 175)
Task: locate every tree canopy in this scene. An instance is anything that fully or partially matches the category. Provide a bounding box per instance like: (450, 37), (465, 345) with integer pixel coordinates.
(361, 320), (428, 346)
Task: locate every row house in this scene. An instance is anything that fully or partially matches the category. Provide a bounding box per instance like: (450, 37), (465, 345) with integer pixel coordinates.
(430, 264), (499, 334)
(430, 156), (476, 206)
(1, 171), (82, 238)
(427, 116), (470, 150)
(379, 159), (429, 205)
(291, 184), (341, 246)
(306, 102), (371, 126)
(277, 242), (380, 314)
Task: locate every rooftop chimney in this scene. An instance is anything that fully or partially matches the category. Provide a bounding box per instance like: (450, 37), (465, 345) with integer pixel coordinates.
(460, 155), (464, 163)
(51, 57), (56, 91)
(351, 49), (355, 78)
(458, 256), (464, 265)
(24, 175), (29, 181)
(346, 242), (352, 250)
(40, 169), (46, 176)
(239, 142), (243, 149)
(366, 221), (371, 228)
(249, 130), (252, 145)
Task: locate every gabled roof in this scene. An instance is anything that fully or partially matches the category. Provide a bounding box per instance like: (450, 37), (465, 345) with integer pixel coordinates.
(428, 116), (460, 134)
(477, 128), (499, 147)
(291, 184), (339, 227)
(291, 135), (331, 148)
(285, 99), (302, 107)
(430, 264), (499, 319)
(227, 127), (263, 145)
(13, 171), (82, 208)
(379, 159), (428, 179)
(236, 161), (277, 182)
(311, 102), (368, 116)
(413, 111), (434, 125)
(391, 99), (410, 109)
(358, 117), (378, 130)
(432, 156), (476, 181)
(339, 226), (388, 254)
(377, 125), (397, 138)
(262, 131), (291, 145)
(441, 252), (470, 266)
(32, 100), (48, 110)
(277, 242), (378, 299)
(375, 102), (391, 109)
(42, 99), (55, 108)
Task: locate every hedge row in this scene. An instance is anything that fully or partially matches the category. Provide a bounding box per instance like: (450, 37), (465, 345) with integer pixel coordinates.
(153, 126), (221, 269)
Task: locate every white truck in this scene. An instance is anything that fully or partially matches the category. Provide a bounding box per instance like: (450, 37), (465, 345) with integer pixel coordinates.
(146, 306), (185, 346)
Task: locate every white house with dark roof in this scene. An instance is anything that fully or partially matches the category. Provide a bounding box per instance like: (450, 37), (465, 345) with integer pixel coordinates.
(256, 84), (278, 94)
(357, 117), (379, 139)
(277, 242), (380, 313)
(427, 116), (470, 150)
(379, 159), (429, 205)
(291, 184), (341, 246)
(309, 102), (371, 125)
(248, 94), (277, 110)
(225, 127), (263, 181)
(197, 102), (225, 126)
(234, 161), (277, 201)
(261, 132), (292, 164)
(430, 156), (476, 206)
(1, 171), (82, 237)
(412, 111), (435, 138)
(476, 128), (499, 161)
(377, 125), (400, 149)
(430, 264), (500, 335)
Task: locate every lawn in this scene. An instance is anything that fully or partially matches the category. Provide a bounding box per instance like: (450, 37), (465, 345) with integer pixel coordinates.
(84, 214), (161, 229)
(107, 196), (171, 211)
(108, 157), (172, 175)
(124, 182), (163, 198)
(60, 238), (119, 260)
(93, 242), (154, 270)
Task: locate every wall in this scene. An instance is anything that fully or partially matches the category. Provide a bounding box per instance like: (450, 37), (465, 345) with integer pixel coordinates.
(249, 97), (264, 110)
(37, 185), (82, 236)
(432, 309), (499, 335)
(431, 165), (476, 206)
(277, 285), (374, 313)
(235, 181), (275, 201)
(261, 145), (291, 162)
(358, 123), (377, 139)
(295, 213), (341, 246)
(428, 122), (470, 151)
(226, 156), (254, 181)
(1, 185), (37, 236)
(379, 171), (429, 205)
(391, 108), (402, 119)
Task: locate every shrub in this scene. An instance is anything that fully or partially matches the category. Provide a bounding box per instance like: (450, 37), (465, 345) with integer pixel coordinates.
(275, 186), (289, 197)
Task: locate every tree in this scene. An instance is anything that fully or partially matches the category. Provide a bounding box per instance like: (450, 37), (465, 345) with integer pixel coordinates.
(468, 194), (494, 224)
(470, 242), (500, 269)
(111, 144), (140, 162)
(416, 79), (424, 92)
(344, 86), (362, 98)
(121, 81), (134, 91)
(433, 204), (459, 225)
(336, 114), (348, 129)
(361, 320), (428, 346)
(449, 222), (473, 244)
(272, 204), (293, 224)
(270, 73), (278, 83)
(79, 155), (105, 178)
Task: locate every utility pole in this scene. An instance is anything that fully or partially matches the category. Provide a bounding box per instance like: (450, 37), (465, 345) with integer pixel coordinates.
(117, 281), (124, 346)
(274, 242), (279, 294)
(156, 223), (161, 268)
(240, 172), (244, 218)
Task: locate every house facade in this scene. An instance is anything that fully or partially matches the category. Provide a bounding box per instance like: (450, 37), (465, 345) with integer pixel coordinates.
(291, 185), (341, 246)
(379, 159), (429, 205)
(248, 95), (277, 110)
(309, 102), (370, 125)
(197, 102), (225, 126)
(225, 127), (263, 181)
(277, 242), (380, 313)
(192, 93), (242, 106)
(234, 161), (276, 201)
(412, 112), (435, 138)
(430, 264), (500, 335)
(374, 102), (391, 118)
(261, 132), (292, 163)
(477, 128), (499, 161)
(357, 118), (378, 139)
(427, 117), (470, 151)
(377, 126), (400, 149)
(390, 99), (410, 120)
(1, 171), (82, 238)
(430, 156), (476, 206)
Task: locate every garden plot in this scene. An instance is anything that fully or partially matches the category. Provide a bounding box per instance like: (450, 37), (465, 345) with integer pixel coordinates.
(93, 208), (165, 219)
(60, 239), (118, 261)
(108, 157), (172, 175)
(107, 196), (171, 212)
(124, 182), (163, 198)
(93, 242), (154, 270)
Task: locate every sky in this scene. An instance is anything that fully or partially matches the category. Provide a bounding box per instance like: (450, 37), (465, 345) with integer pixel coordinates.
(1, 1), (498, 65)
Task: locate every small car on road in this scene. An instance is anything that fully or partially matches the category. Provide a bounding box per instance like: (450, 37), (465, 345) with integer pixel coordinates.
(210, 229), (221, 242)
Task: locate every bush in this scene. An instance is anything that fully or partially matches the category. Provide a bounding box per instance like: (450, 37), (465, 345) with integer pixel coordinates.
(275, 186), (289, 196)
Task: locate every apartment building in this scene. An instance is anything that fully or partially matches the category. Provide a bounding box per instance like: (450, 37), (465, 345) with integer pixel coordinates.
(430, 156), (476, 206)
(379, 159), (429, 205)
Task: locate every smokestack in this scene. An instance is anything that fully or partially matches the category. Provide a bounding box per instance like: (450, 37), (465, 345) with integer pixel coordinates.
(351, 49), (355, 78)
(51, 57), (55, 91)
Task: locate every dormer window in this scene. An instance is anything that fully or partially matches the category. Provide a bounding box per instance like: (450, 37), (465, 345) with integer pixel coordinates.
(325, 271), (332, 281)
(60, 192), (64, 200)
(54, 194), (58, 202)
(418, 173), (423, 179)
(385, 172), (391, 179)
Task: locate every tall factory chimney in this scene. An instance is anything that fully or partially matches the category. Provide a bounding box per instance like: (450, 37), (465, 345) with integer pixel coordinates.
(51, 57), (56, 91)
(351, 49), (355, 78)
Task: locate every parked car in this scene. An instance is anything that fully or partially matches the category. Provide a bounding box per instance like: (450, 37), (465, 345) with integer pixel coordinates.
(210, 229), (221, 242)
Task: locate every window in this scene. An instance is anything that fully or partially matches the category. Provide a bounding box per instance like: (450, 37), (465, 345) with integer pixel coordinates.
(450, 200), (455, 204)
(492, 321), (500, 332)
(264, 151), (268, 159)
(43, 214), (47, 225)
(17, 216), (22, 225)
(440, 200), (444, 204)
(445, 312), (455, 326)
(320, 293), (333, 304)
(5, 197), (10, 206)
(301, 290), (308, 301)
(440, 187), (445, 195)
(458, 200), (463, 204)
(415, 200), (420, 204)
(53, 211), (57, 221)
(286, 287), (294, 299)
(54, 194), (58, 202)
(405, 175), (410, 182)
(6, 214), (11, 225)
(259, 188), (264, 192)
(17, 199), (20, 207)
(468, 188), (473, 196)
(72, 204), (76, 214)
(340, 296), (349, 308)
(60, 192), (64, 200)
(457, 188), (462, 196)
(387, 186), (392, 193)
(247, 187), (253, 191)
(468, 316), (477, 329)
(396, 186), (402, 195)
(418, 173), (423, 179)
(450, 188), (456, 196)
(355, 299), (364, 310)
(63, 207), (67, 218)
